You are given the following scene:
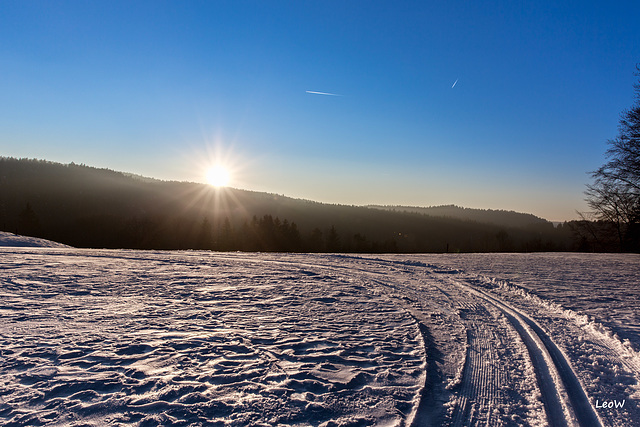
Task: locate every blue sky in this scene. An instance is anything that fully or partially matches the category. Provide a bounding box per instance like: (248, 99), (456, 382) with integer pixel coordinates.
(2, 1), (639, 221)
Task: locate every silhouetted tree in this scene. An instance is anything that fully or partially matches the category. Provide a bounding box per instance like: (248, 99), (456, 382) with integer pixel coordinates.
(496, 230), (512, 252)
(308, 228), (324, 252)
(257, 214), (276, 251)
(123, 216), (157, 249)
(197, 217), (214, 250)
(326, 225), (341, 252)
(239, 220), (257, 251)
(280, 219), (302, 251)
(217, 217), (235, 251)
(585, 65), (640, 251)
(352, 233), (370, 252)
(18, 203), (42, 237)
(570, 213), (621, 252)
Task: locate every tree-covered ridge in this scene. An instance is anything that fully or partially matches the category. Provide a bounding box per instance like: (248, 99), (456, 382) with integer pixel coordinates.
(1, 157), (576, 252)
(367, 205), (547, 228)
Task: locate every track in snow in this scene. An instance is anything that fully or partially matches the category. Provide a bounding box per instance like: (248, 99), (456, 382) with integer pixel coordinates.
(324, 258), (547, 426)
(279, 254), (630, 426)
(448, 277), (602, 426)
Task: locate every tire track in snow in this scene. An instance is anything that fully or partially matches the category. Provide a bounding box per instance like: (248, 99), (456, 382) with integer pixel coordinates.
(480, 275), (640, 426)
(278, 255), (543, 426)
(345, 260), (541, 426)
(270, 255), (633, 426)
(312, 258), (524, 426)
(425, 277), (531, 427)
(448, 276), (603, 427)
(231, 255), (452, 426)
(449, 309), (509, 426)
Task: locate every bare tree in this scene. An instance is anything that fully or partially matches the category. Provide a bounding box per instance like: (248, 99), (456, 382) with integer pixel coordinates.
(585, 65), (640, 251)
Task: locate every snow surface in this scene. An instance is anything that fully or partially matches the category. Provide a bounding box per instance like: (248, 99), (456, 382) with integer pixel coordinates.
(1, 248), (638, 426)
(0, 232), (71, 248)
(415, 253), (640, 350)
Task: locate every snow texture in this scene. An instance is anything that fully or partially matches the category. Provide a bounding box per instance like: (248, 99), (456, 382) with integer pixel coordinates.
(1, 247), (638, 426)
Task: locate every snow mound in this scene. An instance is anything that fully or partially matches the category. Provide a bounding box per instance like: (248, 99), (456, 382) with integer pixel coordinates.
(0, 232), (70, 248)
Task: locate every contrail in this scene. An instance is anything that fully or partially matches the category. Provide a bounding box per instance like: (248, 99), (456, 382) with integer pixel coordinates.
(451, 78), (459, 88)
(306, 90), (343, 97)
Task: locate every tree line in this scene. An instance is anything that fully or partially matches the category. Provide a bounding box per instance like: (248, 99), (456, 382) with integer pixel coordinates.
(192, 215), (398, 253)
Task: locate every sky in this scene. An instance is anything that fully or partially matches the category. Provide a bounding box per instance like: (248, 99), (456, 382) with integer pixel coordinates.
(1, 1), (640, 221)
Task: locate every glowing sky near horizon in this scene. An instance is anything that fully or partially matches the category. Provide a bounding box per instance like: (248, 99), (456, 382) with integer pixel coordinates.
(1, 1), (639, 221)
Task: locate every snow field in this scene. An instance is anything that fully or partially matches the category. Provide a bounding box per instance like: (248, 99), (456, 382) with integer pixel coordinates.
(1, 248), (638, 426)
(0, 250), (424, 426)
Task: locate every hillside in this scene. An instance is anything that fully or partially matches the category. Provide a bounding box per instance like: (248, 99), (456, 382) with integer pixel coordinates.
(368, 205), (547, 228)
(0, 157), (574, 252)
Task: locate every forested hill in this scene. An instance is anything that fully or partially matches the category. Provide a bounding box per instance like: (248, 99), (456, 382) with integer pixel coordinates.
(368, 205), (547, 228)
(0, 157), (575, 252)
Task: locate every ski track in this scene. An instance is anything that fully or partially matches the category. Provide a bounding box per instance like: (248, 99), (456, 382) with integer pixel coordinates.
(0, 248), (638, 426)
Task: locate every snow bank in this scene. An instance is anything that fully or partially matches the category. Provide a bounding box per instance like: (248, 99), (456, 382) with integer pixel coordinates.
(0, 231), (70, 248)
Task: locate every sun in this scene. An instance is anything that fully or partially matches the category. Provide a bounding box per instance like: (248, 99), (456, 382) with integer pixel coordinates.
(206, 165), (231, 187)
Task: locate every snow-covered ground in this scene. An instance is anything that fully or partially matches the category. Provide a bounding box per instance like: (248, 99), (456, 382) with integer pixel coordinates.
(0, 232), (71, 248)
(1, 247), (638, 426)
(417, 253), (640, 350)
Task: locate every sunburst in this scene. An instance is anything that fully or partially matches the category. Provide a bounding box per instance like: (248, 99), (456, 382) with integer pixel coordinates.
(205, 165), (231, 187)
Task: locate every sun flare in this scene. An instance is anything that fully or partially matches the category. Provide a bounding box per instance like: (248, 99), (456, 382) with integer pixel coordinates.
(206, 166), (231, 187)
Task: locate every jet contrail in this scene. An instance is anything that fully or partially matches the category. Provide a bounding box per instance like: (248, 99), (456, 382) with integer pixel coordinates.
(451, 78), (459, 88)
(306, 90), (343, 96)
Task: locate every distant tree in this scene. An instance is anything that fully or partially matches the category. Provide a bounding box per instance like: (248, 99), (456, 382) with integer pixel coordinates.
(280, 219), (302, 251)
(257, 214), (276, 251)
(352, 233), (370, 252)
(569, 215), (620, 252)
(325, 225), (341, 252)
(217, 217), (235, 251)
(123, 216), (157, 249)
(495, 230), (512, 252)
(18, 202), (42, 237)
(585, 65), (640, 251)
(1, 157), (575, 253)
(381, 238), (399, 253)
(239, 220), (258, 251)
(197, 217), (214, 250)
(308, 228), (324, 252)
